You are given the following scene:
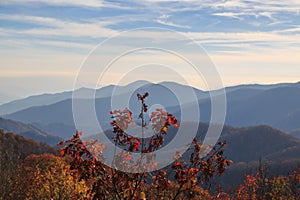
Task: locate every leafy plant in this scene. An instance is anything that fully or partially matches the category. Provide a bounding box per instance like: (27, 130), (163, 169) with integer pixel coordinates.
(60, 92), (232, 199)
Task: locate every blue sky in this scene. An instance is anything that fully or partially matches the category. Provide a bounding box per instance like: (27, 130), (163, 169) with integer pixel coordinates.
(0, 0), (300, 103)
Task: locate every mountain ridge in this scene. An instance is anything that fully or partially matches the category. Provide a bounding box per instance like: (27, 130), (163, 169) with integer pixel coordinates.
(2, 80), (300, 138)
(0, 117), (62, 145)
(2, 80), (299, 115)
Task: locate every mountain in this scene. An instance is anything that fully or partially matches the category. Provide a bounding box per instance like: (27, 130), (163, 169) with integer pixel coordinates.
(223, 81), (300, 93)
(150, 122), (300, 164)
(0, 80), (207, 116)
(0, 85), (119, 116)
(96, 122), (300, 164)
(174, 123), (300, 188)
(2, 81), (207, 137)
(92, 122), (300, 188)
(3, 97), (110, 138)
(3, 80), (296, 116)
(0, 117), (61, 145)
(172, 83), (300, 132)
(32, 122), (76, 139)
(0, 90), (73, 116)
(2, 81), (300, 138)
(219, 125), (300, 162)
(214, 124), (300, 188)
(0, 129), (58, 159)
(224, 86), (300, 129)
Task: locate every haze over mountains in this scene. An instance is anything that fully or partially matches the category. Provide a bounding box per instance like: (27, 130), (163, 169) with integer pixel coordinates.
(1, 80), (299, 139)
(0, 117), (61, 145)
(0, 92), (19, 105)
(1, 80), (299, 188)
(183, 123), (300, 187)
(101, 121), (300, 164)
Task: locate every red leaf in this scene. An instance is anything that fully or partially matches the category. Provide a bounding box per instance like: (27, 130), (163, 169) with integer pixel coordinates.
(174, 124), (179, 128)
(133, 143), (139, 151)
(60, 149), (65, 156)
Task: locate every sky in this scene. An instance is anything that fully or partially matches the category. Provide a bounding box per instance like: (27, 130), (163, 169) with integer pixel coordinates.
(0, 0), (300, 103)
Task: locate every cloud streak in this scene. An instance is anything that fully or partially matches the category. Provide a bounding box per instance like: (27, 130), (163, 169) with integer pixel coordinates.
(1, 0), (104, 7)
(0, 14), (118, 38)
(1, 12), (300, 56)
(0, 0), (132, 9)
(155, 19), (191, 29)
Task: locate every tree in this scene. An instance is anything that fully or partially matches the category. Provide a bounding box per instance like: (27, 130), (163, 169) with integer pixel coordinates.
(60, 92), (232, 199)
(10, 154), (88, 200)
(235, 165), (300, 199)
(0, 130), (57, 200)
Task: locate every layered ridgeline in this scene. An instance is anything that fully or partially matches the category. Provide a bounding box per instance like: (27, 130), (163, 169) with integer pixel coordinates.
(1, 124), (299, 198)
(0, 117), (61, 145)
(1, 80), (300, 187)
(212, 124), (300, 188)
(1, 81), (300, 139)
(100, 121), (300, 168)
(155, 122), (300, 188)
(1, 121), (300, 189)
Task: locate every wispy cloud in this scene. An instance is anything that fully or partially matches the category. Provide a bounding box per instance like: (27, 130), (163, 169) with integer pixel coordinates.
(0, 14), (118, 38)
(212, 12), (243, 20)
(186, 30), (300, 51)
(276, 26), (300, 34)
(1, 37), (94, 52)
(154, 14), (191, 29)
(155, 19), (191, 29)
(1, 12), (300, 55)
(140, 0), (300, 13)
(0, 0), (133, 9)
(1, 0), (104, 7)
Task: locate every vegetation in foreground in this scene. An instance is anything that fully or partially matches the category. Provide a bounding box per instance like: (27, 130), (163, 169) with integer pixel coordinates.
(0, 93), (299, 199)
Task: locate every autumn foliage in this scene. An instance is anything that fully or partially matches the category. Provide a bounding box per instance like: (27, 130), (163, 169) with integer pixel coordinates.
(235, 167), (300, 199)
(1, 92), (300, 199)
(58, 92), (232, 199)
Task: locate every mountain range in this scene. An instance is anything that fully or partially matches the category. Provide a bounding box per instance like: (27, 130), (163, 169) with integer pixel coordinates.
(1, 80), (299, 139)
(0, 117), (61, 145)
(100, 121), (300, 163)
(97, 121), (300, 188)
(1, 79), (300, 188)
